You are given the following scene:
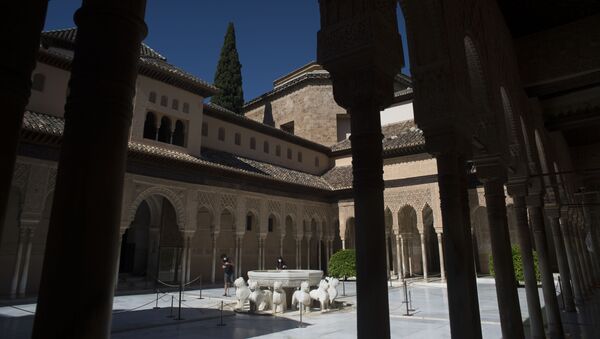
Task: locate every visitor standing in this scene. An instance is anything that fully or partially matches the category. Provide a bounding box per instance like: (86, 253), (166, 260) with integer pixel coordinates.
(276, 256), (287, 270)
(222, 254), (234, 296)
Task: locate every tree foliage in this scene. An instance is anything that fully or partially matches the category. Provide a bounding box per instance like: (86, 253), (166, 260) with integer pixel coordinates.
(212, 22), (244, 114)
(328, 249), (356, 279)
(489, 245), (541, 283)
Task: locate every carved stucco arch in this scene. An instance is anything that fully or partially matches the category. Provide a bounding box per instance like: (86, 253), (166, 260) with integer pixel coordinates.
(127, 186), (186, 231)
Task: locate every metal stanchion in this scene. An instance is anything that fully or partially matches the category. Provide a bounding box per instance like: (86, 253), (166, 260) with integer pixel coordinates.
(217, 300), (226, 326)
(402, 280), (411, 316)
(153, 289), (160, 309)
(198, 275), (204, 299)
(408, 288), (414, 311)
(176, 283), (184, 320)
(298, 303), (304, 328)
(342, 279), (346, 296)
(168, 295), (174, 318)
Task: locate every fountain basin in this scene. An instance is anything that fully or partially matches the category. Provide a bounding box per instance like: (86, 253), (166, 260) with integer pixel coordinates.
(247, 270), (323, 288)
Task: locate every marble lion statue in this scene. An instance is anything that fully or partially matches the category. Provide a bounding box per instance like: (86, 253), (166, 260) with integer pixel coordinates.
(291, 281), (311, 313)
(272, 281), (287, 314)
(234, 277), (250, 310)
(327, 278), (339, 305)
(248, 280), (273, 312)
(309, 279), (330, 312)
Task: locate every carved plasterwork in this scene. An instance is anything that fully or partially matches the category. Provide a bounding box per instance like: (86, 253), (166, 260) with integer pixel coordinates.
(127, 185), (186, 230)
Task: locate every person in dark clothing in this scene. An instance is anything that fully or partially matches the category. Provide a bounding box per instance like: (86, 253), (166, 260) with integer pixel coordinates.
(222, 254), (234, 296)
(276, 256), (287, 270)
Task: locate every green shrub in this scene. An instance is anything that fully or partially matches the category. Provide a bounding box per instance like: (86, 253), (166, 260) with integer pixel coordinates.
(489, 245), (541, 283)
(328, 249), (356, 280)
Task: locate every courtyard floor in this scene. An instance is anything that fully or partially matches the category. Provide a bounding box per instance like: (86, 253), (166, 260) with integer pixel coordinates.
(1, 277), (598, 338)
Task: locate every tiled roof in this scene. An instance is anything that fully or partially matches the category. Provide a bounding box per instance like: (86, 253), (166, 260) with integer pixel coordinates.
(20, 111), (332, 191)
(204, 103), (331, 154)
(331, 120), (425, 154)
(322, 166), (353, 190)
(39, 28), (218, 97)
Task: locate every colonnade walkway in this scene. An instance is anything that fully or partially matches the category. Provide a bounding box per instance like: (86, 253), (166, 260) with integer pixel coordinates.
(1, 278), (598, 338)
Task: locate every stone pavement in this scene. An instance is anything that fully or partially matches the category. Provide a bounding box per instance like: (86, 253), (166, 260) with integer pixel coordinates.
(0, 277), (598, 338)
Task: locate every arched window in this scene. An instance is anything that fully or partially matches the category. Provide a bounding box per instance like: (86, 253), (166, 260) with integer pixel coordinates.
(32, 73), (45, 92)
(246, 214), (253, 231)
(314, 156), (320, 167)
(268, 217), (274, 232)
(218, 127), (225, 141)
(183, 102), (190, 113)
(202, 122), (208, 136)
(234, 133), (241, 145)
(287, 148), (292, 159)
(160, 95), (168, 107)
(172, 99), (179, 110)
(172, 120), (185, 146)
(276, 145), (281, 157)
(157, 116), (172, 143)
(143, 112), (157, 140)
(297, 151), (303, 162)
(263, 141), (270, 153)
(148, 91), (157, 103)
(250, 137), (256, 150)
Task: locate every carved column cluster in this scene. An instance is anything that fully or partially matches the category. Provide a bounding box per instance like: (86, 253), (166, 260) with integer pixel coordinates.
(527, 194), (564, 338)
(475, 164), (524, 339)
(546, 206), (576, 311)
(507, 184), (544, 339)
(32, 0), (147, 337)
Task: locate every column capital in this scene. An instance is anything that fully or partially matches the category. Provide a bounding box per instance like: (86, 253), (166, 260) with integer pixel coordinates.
(526, 194), (544, 207)
(473, 155), (507, 184)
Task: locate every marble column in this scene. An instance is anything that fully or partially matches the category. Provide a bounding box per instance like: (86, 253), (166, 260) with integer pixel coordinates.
(318, 238), (322, 270)
(18, 228), (35, 296)
(10, 228), (27, 298)
(559, 211), (584, 304)
(395, 234), (403, 279)
(527, 195), (565, 338)
(546, 208), (576, 311)
(211, 234), (217, 284)
(342, 239), (346, 250)
(481, 176), (524, 339)
(279, 237), (284, 257)
(32, 1), (147, 336)
(180, 236), (189, 284)
(234, 236), (239, 277)
(0, 0), (48, 239)
(257, 237), (263, 270)
(419, 233), (428, 282)
(307, 237), (311, 269)
(435, 151), (483, 339)
(437, 233), (446, 283)
(510, 192), (545, 339)
(580, 193), (600, 282)
(238, 235), (244, 277)
(400, 235), (407, 278)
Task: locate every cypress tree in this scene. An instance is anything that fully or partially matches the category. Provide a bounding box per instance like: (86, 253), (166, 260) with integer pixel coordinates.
(212, 22), (244, 114)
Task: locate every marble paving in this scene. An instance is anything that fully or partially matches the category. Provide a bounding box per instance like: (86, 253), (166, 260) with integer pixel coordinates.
(1, 277), (599, 338)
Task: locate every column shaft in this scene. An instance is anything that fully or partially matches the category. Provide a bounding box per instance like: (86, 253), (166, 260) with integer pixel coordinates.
(238, 237), (243, 277)
(211, 235), (217, 284)
(18, 229), (34, 296)
(513, 195), (545, 339)
(10, 229), (25, 298)
(435, 152), (482, 339)
(32, 2), (147, 337)
(0, 1), (48, 239)
(528, 202), (564, 338)
(318, 239), (322, 270)
(559, 216), (584, 303)
(307, 238), (311, 269)
(483, 179), (524, 339)
(395, 235), (403, 279)
(400, 236), (407, 278)
(437, 233), (446, 282)
(548, 216), (576, 311)
(348, 104), (390, 339)
(420, 233), (428, 281)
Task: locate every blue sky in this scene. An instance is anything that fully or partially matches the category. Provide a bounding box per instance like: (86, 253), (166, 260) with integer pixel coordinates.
(44, 1), (409, 101)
